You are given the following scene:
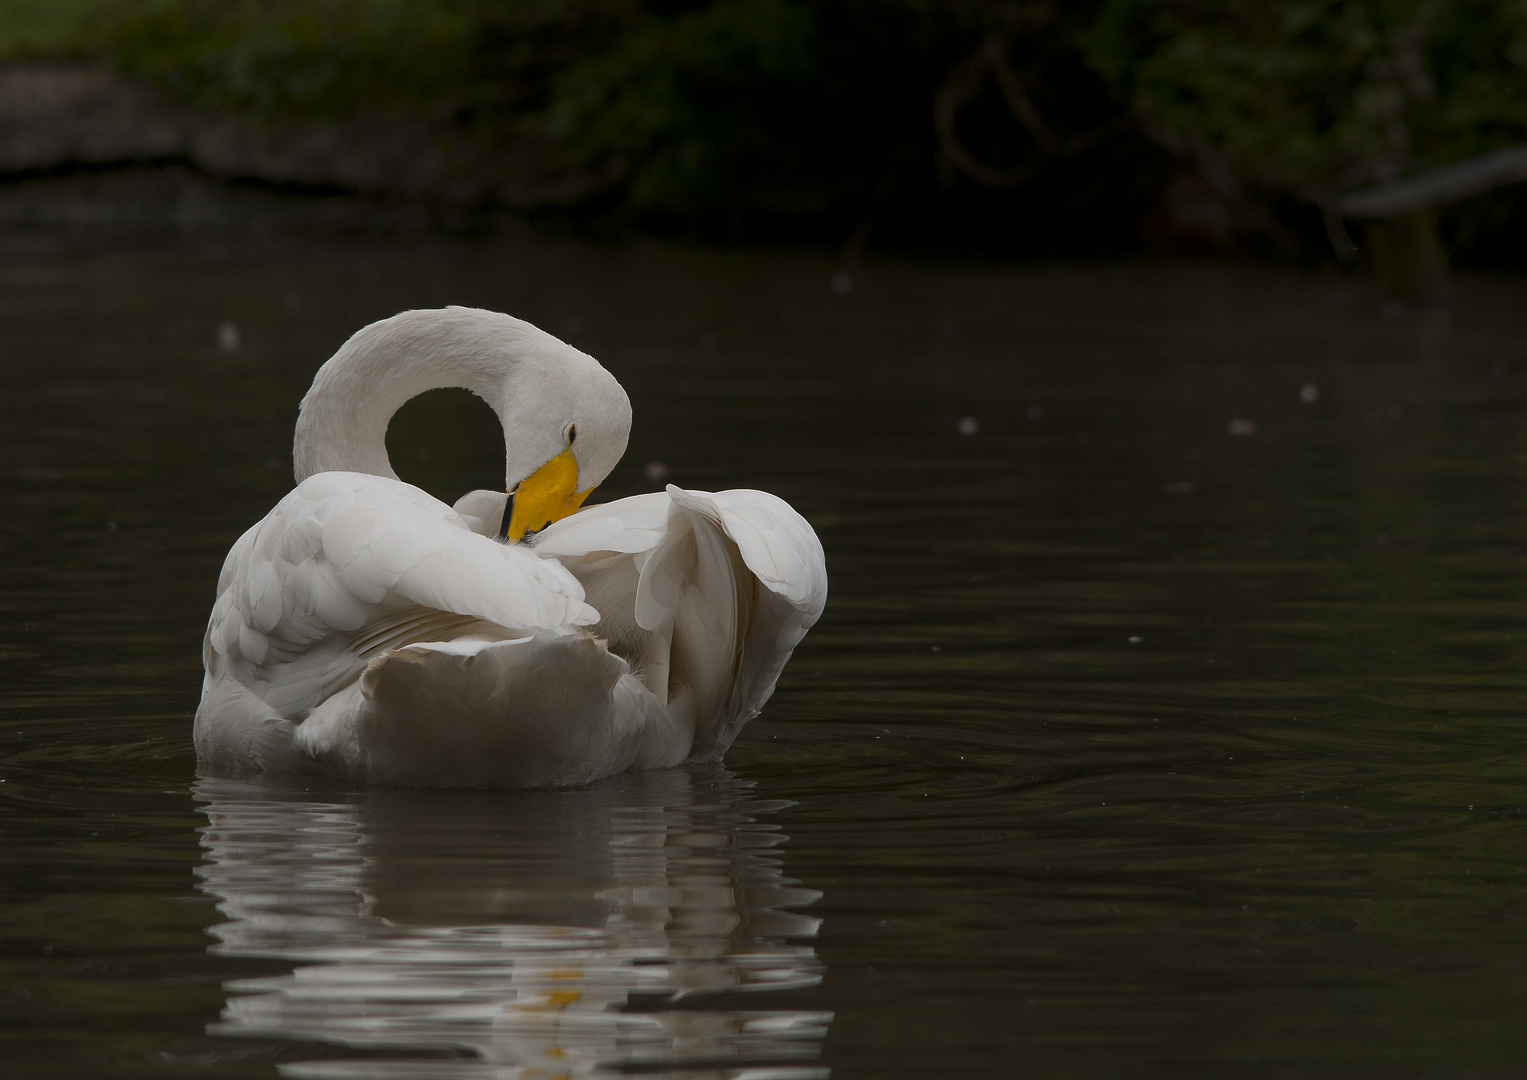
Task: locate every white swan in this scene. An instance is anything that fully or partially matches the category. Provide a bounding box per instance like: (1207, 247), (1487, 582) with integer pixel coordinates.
(195, 306), (826, 787)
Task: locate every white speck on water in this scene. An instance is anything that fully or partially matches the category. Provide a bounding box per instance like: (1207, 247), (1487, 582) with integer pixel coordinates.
(957, 416), (979, 436)
(830, 270), (854, 295)
(643, 461), (670, 482)
(1128, 635), (1143, 644)
(1228, 418), (1257, 436)
(1300, 383), (1320, 404)
(105, 521), (117, 533)
(217, 321), (240, 352)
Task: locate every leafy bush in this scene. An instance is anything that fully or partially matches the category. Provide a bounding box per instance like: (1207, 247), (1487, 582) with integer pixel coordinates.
(5, 0), (1527, 248)
(90, 1), (1030, 220)
(1083, 0), (1527, 199)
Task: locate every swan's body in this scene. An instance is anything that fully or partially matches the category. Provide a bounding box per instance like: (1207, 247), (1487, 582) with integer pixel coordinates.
(195, 307), (826, 787)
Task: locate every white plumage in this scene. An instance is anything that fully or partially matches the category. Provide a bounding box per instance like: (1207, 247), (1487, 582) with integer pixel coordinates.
(195, 306), (826, 787)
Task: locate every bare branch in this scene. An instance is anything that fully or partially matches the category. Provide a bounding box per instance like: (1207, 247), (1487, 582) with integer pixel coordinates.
(934, 36), (1048, 188)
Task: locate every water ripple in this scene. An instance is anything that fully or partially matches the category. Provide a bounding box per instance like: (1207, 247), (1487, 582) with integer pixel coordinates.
(193, 770), (828, 1079)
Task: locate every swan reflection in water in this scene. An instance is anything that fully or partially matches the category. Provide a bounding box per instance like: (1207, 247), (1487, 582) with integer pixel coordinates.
(192, 768), (830, 1079)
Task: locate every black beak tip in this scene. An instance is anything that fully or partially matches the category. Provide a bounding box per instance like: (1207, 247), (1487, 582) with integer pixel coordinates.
(496, 492), (515, 542)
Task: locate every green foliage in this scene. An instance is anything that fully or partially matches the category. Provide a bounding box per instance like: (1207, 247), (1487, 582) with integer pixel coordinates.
(5, 0), (1526, 224)
(84, 1), (942, 215)
(100, 0), (473, 114)
(0, 0), (114, 57)
(533, 1), (815, 211)
(1081, 0), (1527, 196)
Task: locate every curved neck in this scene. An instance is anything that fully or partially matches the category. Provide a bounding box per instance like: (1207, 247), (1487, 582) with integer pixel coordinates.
(293, 309), (537, 486)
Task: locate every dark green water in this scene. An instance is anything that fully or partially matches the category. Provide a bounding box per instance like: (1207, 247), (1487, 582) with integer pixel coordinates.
(4, 233), (1527, 1078)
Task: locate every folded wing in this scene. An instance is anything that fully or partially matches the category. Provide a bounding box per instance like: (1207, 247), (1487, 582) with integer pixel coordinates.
(205, 471), (595, 723)
(533, 485), (826, 760)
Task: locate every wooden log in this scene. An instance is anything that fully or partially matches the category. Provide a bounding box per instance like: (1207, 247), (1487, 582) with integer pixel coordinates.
(1339, 144), (1527, 218)
(1338, 143), (1527, 305)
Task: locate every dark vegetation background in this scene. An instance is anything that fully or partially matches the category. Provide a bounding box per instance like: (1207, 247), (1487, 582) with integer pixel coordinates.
(3, 0), (1527, 265)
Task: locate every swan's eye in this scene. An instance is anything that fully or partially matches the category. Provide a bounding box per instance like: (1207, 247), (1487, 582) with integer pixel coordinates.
(567, 425), (577, 446)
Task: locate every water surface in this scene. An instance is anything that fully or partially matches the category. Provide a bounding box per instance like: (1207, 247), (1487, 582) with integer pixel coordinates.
(4, 233), (1527, 1077)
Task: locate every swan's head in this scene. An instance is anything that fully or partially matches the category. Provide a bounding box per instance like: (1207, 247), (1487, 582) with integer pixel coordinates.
(490, 318), (631, 542)
(294, 306), (631, 541)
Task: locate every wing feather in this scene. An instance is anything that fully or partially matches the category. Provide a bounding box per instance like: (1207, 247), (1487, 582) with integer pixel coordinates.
(529, 484), (826, 760)
(532, 492), (672, 556)
(703, 487), (827, 618)
(205, 472), (596, 722)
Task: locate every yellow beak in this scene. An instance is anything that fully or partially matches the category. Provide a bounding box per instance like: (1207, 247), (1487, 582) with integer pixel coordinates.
(501, 447), (592, 542)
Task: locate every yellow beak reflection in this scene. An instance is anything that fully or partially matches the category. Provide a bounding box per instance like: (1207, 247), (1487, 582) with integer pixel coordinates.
(501, 447), (591, 542)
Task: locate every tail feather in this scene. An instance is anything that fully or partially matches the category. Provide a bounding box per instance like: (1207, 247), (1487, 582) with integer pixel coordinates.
(291, 631), (681, 787)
